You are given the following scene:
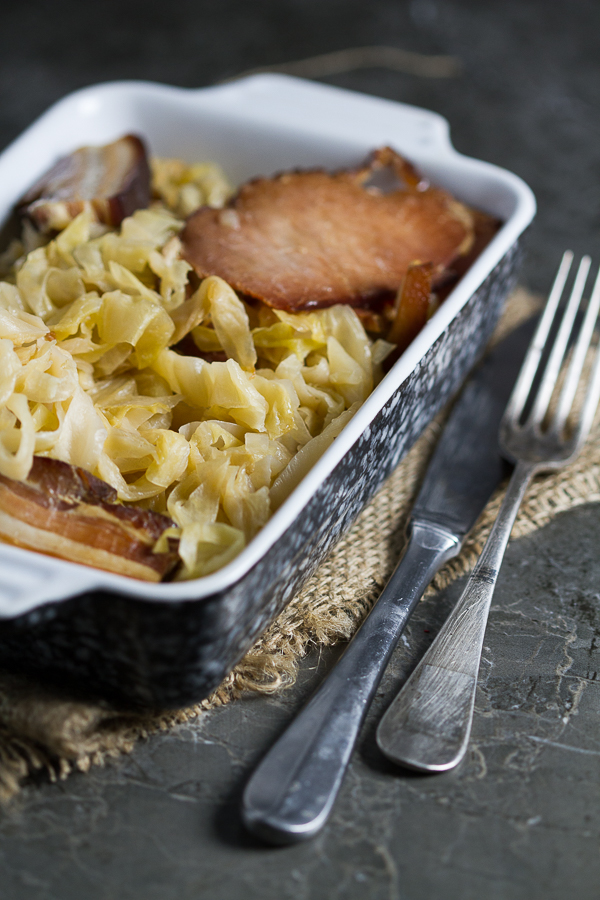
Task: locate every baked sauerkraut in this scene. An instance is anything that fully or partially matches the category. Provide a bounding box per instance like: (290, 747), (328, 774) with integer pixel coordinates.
(0, 156), (394, 579)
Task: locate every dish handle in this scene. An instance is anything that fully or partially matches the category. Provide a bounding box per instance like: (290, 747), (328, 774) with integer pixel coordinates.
(0, 545), (97, 619)
(203, 73), (455, 159)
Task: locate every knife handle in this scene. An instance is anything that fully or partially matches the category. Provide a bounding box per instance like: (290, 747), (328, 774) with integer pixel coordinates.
(241, 520), (460, 845)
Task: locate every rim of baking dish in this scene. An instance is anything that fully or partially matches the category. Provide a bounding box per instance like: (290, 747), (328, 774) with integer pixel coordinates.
(0, 75), (536, 614)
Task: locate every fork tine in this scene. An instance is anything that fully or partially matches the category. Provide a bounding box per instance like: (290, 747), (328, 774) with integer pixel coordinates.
(375, 251), (600, 778)
(528, 254), (591, 426)
(571, 328), (600, 453)
(503, 250), (573, 423)
(552, 262), (600, 433)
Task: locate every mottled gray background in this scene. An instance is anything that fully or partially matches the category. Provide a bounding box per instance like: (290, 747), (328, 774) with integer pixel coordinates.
(2, 1), (600, 898)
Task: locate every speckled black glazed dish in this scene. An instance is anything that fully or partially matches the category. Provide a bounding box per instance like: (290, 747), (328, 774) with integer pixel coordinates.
(0, 76), (535, 707)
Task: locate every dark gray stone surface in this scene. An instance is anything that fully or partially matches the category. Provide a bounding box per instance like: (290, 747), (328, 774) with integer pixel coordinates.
(1, 0), (599, 295)
(1, 0), (600, 897)
(3, 504), (600, 899)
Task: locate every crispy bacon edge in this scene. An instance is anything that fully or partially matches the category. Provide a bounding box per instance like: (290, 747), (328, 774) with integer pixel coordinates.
(18, 135), (151, 233)
(0, 457), (179, 582)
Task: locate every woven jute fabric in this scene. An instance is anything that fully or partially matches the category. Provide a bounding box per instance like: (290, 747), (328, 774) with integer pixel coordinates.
(3, 287), (600, 801)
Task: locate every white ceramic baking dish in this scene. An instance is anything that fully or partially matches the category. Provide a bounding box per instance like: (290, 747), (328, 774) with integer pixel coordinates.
(0, 75), (535, 706)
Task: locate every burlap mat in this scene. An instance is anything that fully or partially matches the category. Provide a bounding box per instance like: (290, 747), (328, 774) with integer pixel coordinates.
(2, 287), (600, 801)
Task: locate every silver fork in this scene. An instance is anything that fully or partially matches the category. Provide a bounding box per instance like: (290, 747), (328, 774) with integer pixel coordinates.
(376, 251), (600, 772)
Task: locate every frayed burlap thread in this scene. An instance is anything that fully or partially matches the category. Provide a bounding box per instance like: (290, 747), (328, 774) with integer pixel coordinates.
(4, 287), (600, 801)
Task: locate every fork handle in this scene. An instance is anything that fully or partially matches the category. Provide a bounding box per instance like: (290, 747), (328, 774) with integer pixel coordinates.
(376, 459), (537, 772)
(242, 520), (460, 844)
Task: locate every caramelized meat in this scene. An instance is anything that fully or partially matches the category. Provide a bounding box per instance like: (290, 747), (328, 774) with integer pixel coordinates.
(19, 135), (151, 233)
(0, 457), (179, 581)
(388, 262), (434, 350)
(181, 147), (475, 311)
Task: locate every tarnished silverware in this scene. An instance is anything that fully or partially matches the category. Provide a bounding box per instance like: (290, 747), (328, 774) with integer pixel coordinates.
(241, 313), (538, 844)
(377, 251), (600, 772)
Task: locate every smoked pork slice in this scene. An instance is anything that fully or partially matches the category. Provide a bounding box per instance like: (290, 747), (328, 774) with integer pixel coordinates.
(0, 457), (179, 582)
(19, 135), (151, 233)
(181, 147), (475, 311)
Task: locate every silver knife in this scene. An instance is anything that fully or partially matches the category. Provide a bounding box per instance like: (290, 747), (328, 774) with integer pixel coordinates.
(242, 318), (535, 845)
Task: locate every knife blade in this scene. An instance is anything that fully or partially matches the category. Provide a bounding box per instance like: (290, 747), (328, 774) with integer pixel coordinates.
(242, 316), (537, 845)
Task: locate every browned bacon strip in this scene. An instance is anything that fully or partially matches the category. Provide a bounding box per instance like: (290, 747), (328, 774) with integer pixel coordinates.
(19, 135), (151, 233)
(0, 457), (179, 581)
(388, 261), (434, 350)
(181, 147), (476, 311)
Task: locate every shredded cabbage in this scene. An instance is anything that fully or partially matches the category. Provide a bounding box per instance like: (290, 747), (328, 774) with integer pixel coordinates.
(0, 156), (391, 579)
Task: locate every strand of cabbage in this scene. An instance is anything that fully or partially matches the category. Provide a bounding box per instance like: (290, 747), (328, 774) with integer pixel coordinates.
(0, 160), (393, 579)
